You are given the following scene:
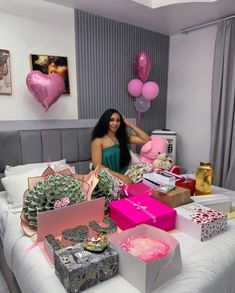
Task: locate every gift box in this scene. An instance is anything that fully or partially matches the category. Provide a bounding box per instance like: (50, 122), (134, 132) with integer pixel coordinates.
(109, 194), (176, 231)
(191, 193), (231, 214)
(109, 224), (182, 293)
(151, 186), (192, 208)
(54, 243), (118, 293)
(121, 183), (152, 197)
(175, 178), (196, 196)
(175, 202), (227, 241)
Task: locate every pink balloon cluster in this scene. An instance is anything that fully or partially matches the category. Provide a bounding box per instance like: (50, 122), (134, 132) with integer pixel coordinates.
(127, 51), (160, 113)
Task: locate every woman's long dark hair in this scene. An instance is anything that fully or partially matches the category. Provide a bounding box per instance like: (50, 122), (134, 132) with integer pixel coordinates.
(92, 109), (131, 169)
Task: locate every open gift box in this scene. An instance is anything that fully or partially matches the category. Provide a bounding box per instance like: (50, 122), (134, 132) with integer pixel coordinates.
(109, 224), (182, 293)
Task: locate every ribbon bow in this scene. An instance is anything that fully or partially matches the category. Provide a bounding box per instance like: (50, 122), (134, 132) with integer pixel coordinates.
(133, 201), (147, 210)
(125, 198), (156, 223)
(54, 196), (70, 209)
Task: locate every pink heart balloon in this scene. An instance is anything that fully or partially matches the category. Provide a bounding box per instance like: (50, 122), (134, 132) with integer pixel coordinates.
(135, 51), (151, 82)
(26, 70), (65, 111)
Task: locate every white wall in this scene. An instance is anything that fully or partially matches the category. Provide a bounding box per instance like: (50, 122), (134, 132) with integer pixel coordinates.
(167, 25), (217, 172)
(0, 0), (78, 120)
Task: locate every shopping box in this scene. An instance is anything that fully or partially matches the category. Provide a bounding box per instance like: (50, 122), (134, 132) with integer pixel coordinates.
(109, 194), (176, 231)
(175, 202), (227, 241)
(151, 186), (192, 208)
(109, 224), (182, 293)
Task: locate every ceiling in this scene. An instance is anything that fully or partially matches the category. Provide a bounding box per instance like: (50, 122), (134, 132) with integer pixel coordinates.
(44, 0), (235, 35)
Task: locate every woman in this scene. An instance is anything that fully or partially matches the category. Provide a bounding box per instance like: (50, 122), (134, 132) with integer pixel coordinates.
(91, 108), (150, 185)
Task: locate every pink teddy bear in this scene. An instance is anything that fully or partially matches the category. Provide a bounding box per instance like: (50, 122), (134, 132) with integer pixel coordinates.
(140, 135), (168, 164)
(139, 135), (181, 175)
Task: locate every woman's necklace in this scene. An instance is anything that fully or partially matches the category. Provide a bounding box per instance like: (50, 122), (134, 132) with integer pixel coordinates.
(107, 134), (118, 145)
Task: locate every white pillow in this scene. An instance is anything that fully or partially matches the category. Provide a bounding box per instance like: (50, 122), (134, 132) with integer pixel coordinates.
(4, 159), (66, 177)
(1, 166), (50, 213)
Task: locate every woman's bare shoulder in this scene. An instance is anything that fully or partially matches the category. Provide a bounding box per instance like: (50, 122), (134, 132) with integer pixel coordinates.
(92, 137), (107, 147)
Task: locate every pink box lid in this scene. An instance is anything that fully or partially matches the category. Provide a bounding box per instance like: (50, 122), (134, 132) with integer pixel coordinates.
(109, 194), (176, 225)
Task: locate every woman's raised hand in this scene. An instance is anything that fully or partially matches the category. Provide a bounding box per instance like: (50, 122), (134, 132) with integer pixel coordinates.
(122, 115), (132, 128)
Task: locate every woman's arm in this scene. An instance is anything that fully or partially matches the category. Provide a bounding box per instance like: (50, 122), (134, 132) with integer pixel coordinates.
(91, 138), (133, 184)
(124, 119), (150, 145)
(91, 138), (103, 168)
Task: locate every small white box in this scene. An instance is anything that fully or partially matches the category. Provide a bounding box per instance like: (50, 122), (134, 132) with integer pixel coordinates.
(109, 224), (182, 293)
(175, 202), (227, 241)
(191, 194), (231, 214)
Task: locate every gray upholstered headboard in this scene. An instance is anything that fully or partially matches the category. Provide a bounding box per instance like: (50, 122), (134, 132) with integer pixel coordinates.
(0, 128), (93, 191)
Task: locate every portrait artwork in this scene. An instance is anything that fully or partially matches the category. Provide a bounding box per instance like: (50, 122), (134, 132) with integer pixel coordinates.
(0, 49), (12, 95)
(30, 54), (70, 95)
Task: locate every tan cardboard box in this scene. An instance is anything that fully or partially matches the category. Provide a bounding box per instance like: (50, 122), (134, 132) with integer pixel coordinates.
(151, 186), (192, 208)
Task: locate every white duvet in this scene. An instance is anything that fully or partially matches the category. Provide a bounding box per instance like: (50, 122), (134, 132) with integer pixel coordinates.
(1, 188), (235, 293)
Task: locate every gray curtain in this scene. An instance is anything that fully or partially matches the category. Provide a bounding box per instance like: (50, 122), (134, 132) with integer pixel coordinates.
(210, 19), (235, 190)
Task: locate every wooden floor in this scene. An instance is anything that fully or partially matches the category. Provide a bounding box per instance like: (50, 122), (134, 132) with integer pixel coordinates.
(0, 270), (9, 293)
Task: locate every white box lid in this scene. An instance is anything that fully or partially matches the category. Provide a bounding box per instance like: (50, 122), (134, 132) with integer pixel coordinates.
(191, 194), (231, 205)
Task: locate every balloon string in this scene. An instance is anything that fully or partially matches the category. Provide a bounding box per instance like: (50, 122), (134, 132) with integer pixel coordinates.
(41, 125), (51, 166)
(136, 110), (141, 127)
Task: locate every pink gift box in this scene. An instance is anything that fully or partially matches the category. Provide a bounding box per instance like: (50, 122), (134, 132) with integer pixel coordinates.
(109, 194), (176, 231)
(121, 183), (152, 197)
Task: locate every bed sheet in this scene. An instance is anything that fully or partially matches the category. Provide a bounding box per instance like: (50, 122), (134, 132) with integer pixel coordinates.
(2, 191), (235, 293)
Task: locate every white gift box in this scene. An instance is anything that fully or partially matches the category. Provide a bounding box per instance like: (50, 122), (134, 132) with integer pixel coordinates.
(175, 202), (227, 241)
(109, 224), (182, 293)
(191, 193), (231, 214)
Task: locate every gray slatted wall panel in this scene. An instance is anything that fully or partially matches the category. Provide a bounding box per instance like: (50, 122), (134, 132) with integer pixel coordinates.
(75, 9), (169, 134)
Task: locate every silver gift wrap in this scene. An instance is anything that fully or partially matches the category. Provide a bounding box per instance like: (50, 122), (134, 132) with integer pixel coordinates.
(54, 243), (118, 293)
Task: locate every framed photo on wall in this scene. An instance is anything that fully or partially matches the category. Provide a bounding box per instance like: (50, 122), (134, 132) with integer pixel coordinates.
(0, 49), (12, 95)
(30, 54), (70, 95)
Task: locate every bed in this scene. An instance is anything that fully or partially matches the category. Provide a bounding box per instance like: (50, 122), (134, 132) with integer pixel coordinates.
(1, 128), (235, 293)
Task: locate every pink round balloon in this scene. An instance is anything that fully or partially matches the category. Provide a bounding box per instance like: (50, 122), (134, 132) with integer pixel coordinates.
(26, 70), (65, 111)
(142, 81), (159, 101)
(135, 51), (151, 82)
(127, 79), (144, 97)
(134, 96), (150, 113)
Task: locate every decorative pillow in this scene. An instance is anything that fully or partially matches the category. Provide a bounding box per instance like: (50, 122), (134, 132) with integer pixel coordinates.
(4, 159), (66, 177)
(1, 166), (50, 213)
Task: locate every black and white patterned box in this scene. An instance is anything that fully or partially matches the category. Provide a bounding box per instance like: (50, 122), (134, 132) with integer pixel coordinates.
(54, 243), (118, 292)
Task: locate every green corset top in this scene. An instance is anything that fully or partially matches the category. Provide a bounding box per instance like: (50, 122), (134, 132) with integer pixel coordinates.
(102, 144), (126, 174)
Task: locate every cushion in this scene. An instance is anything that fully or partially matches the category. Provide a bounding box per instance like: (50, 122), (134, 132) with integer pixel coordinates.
(2, 159), (66, 213)
(4, 159), (66, 177)
(1, 166), (50, 213)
